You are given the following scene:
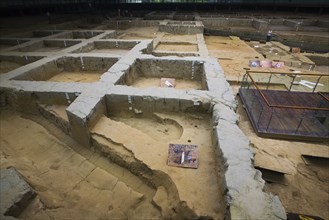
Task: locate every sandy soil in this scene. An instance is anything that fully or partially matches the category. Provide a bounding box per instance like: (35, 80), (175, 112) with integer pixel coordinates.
(25, 47), (63, 52)
(0, 60), (22, 74)
(206, 36), (329, 219)
(248, 41), (298, 61)
(0, 108), (160, 219)
(118, 27), (158, 40)
(205, 36), (257, 53)
(205, 36), (262, 82)
(131, 77), (203, 90)
(40, 104), (69, 121)
(205, 36), (329, 89)
(162, 34), (197, 42)
(47, 71), (101, 83)
(235, 96), (329, 219)
(90, 48), (129, 55)
(1, 14), (328, 220)
(91, 112), (226, 219)
(314, 65), (329, 73)
(155, 43), (198, 52)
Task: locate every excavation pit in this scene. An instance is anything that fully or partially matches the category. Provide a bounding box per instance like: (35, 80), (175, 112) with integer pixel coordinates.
(168, 21), (197, 25)
(55, 31), (104, 39)
(173, 13), (195, 21)
(0, 55), (44, 74)
(155, 42), (198, 52)
(0, 38), (30, 50)
(162, 34), (197, 42)
(12, 56), (118, 83)
(116, 58), (206, 90)
(159, 21), (204, 35)
(8, 30), (62, 38)
(88, 95), (225, 219)
(36, 98), (74, 134)
(71, 40), (139, 55)
(14, 40), (82, 52)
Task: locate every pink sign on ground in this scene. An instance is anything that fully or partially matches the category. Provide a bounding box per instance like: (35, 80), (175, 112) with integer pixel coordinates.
(260, 60), (272, 68)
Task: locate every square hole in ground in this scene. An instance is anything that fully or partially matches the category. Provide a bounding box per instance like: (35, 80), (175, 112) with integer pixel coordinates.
(167, 21), (197, 25)
(162, 34), (197, 42)
(0, 55), (44, 74)
(13, 56), (118, 83)
(116, 58), (206, 90)
(155, 42), (198, 52)
(71, 40), (139, 55)
(89, 95), (225, 219)
(0, 38), (30, 50)
(14, 40), (81, 52)
(8, 30), (62, 38)
(55, 31), (104, 39)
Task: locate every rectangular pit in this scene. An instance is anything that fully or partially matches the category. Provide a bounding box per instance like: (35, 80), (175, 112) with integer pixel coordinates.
(71, 40), (139, 55)
(55, 31), (104, 39)
(0, 38), (30, 50)
(116, 58), (206, 90)
(155, 42), (198, 52)
(86, 94), (225, 219)
(14, 40), (81, 52)
(0, 55), (44, 74)
(12, 56), (118, 83)
(173, 13), (195, 21)
(159, 21), (204, 35)
(8, 30), (62, 38)
(162, 34), (197, 42)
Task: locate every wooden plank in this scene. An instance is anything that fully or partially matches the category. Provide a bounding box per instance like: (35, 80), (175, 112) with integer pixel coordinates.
(239, 88), (329, 141)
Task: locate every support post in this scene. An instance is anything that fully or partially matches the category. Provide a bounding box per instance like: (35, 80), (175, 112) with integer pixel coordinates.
(266, 73), (273, 90)
(295, 110), (306, 134)
(312, 76), (322, 93)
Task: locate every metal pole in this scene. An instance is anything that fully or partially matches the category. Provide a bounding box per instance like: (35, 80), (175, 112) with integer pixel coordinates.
(247, 76), (251, 90)
(266, 109), (274, 131)
(257, 105), (264, 127)
(266, 73), (273, 90)
(295, 109), (305, 134)
(288, 75), (296, 92)
(312, 76), (322, 93)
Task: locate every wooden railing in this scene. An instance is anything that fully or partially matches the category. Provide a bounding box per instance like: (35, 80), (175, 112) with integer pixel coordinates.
(243, 70), (329, 111)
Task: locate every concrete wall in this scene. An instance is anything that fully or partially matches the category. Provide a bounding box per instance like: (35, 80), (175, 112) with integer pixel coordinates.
(201, 17), (253, 28)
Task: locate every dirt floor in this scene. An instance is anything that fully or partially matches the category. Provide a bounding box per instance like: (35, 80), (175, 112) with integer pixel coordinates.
(1, 14), (329, 220)
(162, 34), (197, 42)
(47, 71), (102, 83)
(90, 48), (129, 55)
(91, 111), (225, 219)
(236, 96), (329, 219)
(117, 27), (158, 40)
(155, 43), (198, 52)
(0, 108), (160, 220)
(205, 36), (329, 219)
(130, 77), (203, 90)
(205, 35), (329, 82)
(0, 60), (22, 74)
(205, 35), (262, 82)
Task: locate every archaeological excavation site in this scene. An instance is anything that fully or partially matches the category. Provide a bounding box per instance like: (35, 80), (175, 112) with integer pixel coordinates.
(0, 1), (328, 220)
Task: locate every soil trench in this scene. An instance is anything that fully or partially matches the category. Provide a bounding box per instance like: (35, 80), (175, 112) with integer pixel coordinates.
(91, 112), (226, 219)
(0, 109), (161, 219)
